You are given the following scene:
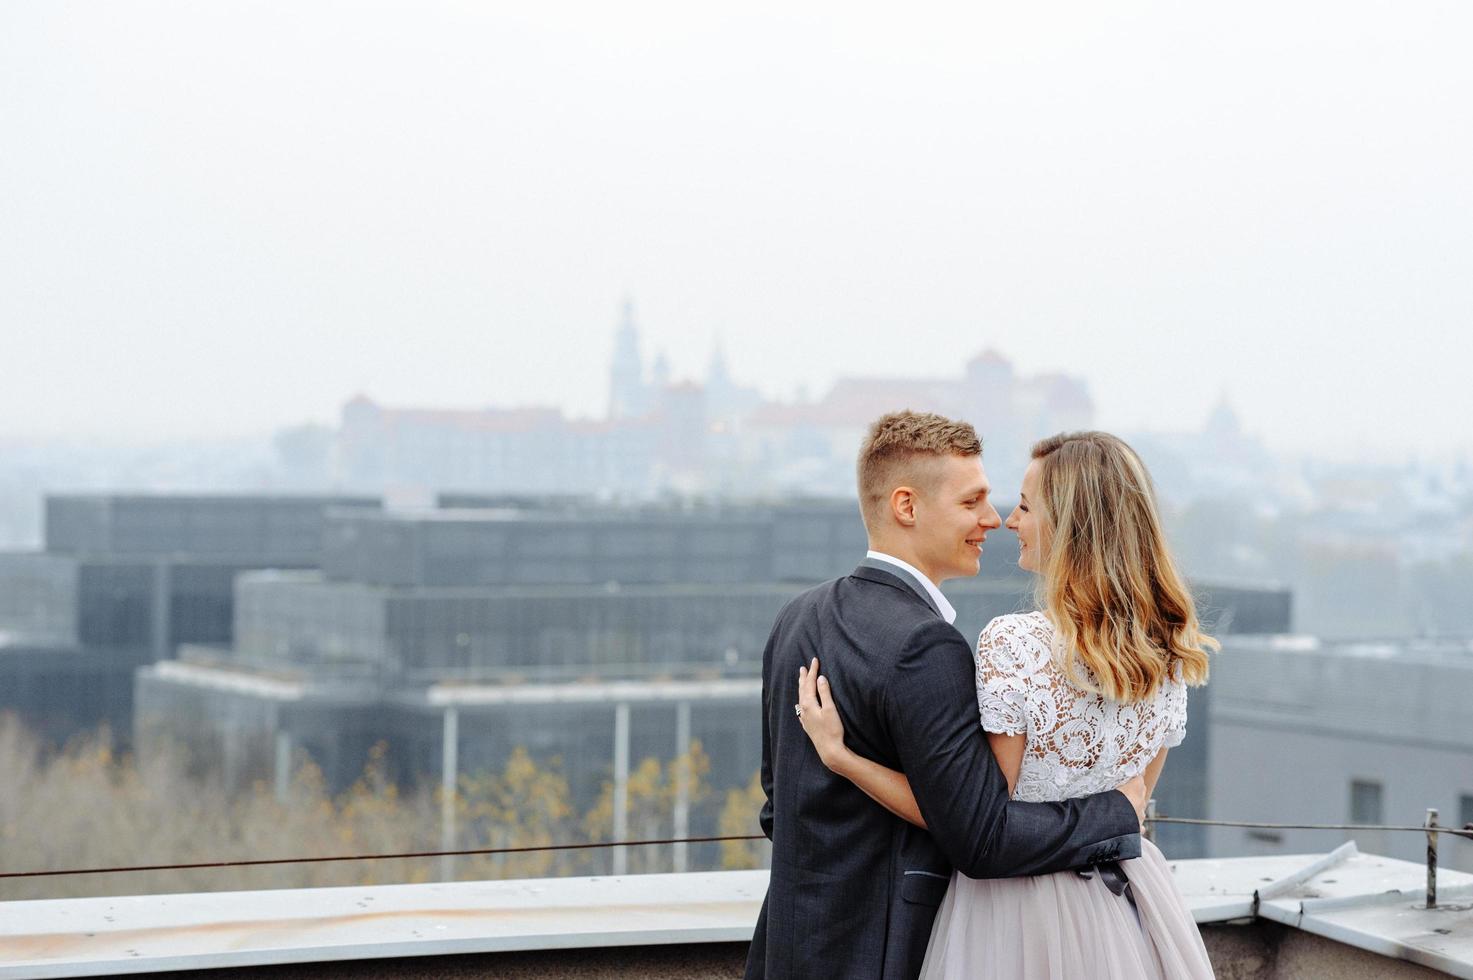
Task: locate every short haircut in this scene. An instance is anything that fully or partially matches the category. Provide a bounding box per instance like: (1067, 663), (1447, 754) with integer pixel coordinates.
(856, 410), (982, 531)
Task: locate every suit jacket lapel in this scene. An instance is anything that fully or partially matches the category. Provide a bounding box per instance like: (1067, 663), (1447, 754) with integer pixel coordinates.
(852, 559), (943, 619)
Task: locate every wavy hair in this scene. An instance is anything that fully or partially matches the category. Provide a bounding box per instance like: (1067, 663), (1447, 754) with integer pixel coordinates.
(1030, 431), (1216, 702)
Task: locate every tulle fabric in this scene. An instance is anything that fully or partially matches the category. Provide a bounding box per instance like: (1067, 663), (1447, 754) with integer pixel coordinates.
(917, 840), (1215, 979)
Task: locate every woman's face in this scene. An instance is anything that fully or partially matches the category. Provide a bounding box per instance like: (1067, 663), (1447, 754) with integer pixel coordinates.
(1005, 459), (1045, 573)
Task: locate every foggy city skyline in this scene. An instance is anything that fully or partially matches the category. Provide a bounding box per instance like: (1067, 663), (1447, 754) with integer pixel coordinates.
(3, 7), (1473, 975)
(4, 1), (1472, 463)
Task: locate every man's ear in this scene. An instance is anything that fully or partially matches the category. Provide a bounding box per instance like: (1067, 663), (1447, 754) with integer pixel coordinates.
(890, 487), (918, 527)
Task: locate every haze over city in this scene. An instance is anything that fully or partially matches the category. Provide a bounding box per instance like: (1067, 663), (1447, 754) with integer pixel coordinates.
(5, 9), (1473, 979)
(3, 0), (1471, 461)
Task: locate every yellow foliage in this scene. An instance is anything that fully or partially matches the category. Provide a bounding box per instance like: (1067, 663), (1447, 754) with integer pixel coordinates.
(718, 770), (771, 870)
(0, 714), (766, 899)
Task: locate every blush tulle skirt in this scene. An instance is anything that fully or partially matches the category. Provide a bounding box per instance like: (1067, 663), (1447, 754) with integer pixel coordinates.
(917, 839), (1215, 979)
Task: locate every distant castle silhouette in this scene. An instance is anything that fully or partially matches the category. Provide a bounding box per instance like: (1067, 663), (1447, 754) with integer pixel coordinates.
(336, 299), (1093, 498)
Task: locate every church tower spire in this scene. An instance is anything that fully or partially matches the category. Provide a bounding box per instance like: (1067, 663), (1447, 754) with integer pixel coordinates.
(608, 296), (647, 419)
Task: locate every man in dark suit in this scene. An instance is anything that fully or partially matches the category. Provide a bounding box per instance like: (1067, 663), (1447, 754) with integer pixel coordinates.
(744, 411), (1147, 980)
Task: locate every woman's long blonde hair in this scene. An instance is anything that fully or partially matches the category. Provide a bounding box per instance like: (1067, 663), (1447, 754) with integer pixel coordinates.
(1031, 431), (1216, 702)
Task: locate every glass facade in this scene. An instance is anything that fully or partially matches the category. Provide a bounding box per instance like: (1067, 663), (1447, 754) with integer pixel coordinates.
(76, 561), (158, 652)
(0, 642), (135, 745)
(321, 503), (885, 589)
(140, 498), (1294, 825)
(1351, 779), (1385, 824)
(0, 551), (77, 644)
(46, 494), (377, 560)
(234, 572), (388, 669)
(0, 494), (383, 748)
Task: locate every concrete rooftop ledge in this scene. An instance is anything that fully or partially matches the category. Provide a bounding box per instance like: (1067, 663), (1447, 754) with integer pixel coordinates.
(0, 870), (769, 978)
(2, 852), (1471, 979)
(1174, 843), (1473, 976)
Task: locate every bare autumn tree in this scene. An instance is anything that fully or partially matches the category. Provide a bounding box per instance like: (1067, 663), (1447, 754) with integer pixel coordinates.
(580, 740), (713, 875)
(453, 746), (578, 881)
(0, 714), (766, 901)
(718, 770), (771, 870)
(0, 719), (440, 900)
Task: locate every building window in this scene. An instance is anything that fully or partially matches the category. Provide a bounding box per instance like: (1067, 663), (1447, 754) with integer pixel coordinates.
(1350, 780), (1383, 825)
(1460, 794), (1473, 830)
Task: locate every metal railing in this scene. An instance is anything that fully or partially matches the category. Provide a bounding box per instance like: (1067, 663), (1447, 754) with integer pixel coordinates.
(0, 834), (767, 881)
(5, 807), (1469, 907)
(1142, 800), (1470, 907)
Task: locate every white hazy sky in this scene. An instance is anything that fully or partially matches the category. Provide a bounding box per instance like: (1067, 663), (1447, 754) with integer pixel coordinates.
(2, 0), (1470, 460)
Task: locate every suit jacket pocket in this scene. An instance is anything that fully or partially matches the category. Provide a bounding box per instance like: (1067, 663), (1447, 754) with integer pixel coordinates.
(900, 869), (950, 907)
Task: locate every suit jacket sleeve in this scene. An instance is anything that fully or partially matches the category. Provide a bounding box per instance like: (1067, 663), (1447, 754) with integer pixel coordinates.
(757, 614), (780, 841)
(881, 619), (1141, 878)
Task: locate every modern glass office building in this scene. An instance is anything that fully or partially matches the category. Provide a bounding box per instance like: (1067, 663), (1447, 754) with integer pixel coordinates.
(0, 494), (380, 744)
(134, 499), (1292, 862)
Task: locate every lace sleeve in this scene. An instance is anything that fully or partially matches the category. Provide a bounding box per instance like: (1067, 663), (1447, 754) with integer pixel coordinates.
(1162, 675), (1189, 748)
(975, 617), (1030, 736)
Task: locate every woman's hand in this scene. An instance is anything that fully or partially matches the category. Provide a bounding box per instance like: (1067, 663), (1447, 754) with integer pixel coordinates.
(796, 656), (928, 829)
(797, 657), (852, 774)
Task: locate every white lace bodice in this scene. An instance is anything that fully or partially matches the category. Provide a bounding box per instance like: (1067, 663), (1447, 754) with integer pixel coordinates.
(975, 612), (1187, 804)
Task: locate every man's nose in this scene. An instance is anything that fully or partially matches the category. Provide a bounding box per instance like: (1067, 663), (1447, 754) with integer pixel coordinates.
(981, 505), (1002, 529)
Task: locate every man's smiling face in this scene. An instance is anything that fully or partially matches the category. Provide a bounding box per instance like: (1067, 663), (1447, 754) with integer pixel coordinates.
(910, 453), (1002, 584)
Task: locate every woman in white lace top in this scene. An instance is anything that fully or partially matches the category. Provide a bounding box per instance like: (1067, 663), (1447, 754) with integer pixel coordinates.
(975, 611), (1188, 805)
(798, 431), (1218, 978)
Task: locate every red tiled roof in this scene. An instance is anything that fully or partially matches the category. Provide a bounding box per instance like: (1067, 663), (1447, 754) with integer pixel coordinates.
(383, 407), (567, 434)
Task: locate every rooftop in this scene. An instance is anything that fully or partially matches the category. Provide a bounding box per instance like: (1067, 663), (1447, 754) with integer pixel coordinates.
(3, 847), (1469, 979)
(1230, 632), (1473, 665)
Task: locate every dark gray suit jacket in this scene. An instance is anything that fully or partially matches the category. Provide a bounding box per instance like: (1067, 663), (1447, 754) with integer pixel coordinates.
(744, 561), (1141, 980)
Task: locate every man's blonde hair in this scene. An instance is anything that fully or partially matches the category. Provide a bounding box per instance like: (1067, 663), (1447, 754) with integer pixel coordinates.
(1030, 431), (1217, 702)
(856, 411), (982, 531)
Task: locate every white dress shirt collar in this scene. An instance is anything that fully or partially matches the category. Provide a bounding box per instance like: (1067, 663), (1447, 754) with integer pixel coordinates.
(865, 550), (957, 624)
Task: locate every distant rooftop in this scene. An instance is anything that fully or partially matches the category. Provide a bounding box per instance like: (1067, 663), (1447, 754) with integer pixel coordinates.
(1229, 633), (1473, 665)
(1216, 634), (1473, 749)
(42, 493), (380, 559)
(345, 506), (780, 524)
(0, 632), (77, 653)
